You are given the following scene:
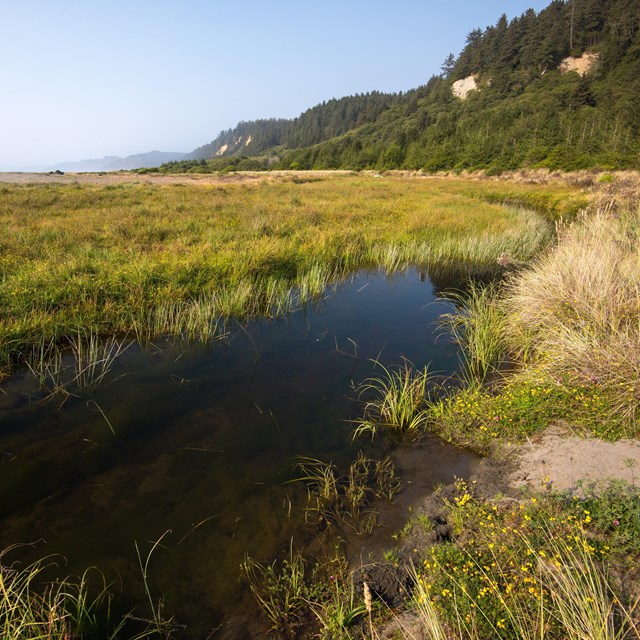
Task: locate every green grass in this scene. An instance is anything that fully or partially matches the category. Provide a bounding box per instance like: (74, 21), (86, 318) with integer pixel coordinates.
(428, 370), (633, 451)
(0, 548), (156, 640)
(0, 173), (575, 379)
(352, 361), (433, 439)
(439, 281), (508, 386)
(292, 453), (400, 536)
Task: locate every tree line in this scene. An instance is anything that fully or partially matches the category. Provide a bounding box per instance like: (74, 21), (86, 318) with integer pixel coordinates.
(159, 0), (640, 174)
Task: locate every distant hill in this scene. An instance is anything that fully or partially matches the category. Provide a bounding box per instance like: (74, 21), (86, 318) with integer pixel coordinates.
(186, 92), (404, 161)
(53, 150), (186, 173)
(171, 0), (639, 174)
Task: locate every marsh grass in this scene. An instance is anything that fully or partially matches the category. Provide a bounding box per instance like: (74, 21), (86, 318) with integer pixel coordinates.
(25, 330), (130, 400)
(293, 453), (400, 537)
(0, 175), (571, 379)
(241, 544), (371, 640)
(308, 575), (368, 640)
(241, 546), (308, 638)
(0, 547), (154, 640)
(353, 361), (433, 439)
(440, 282), (508, 386)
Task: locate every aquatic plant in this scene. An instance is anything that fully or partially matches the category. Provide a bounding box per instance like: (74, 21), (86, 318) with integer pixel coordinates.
(353, 361), (433, 439)
(293, 453), (400, 537)
(308, 574), (369, 640)
(25, 330), (130, 400)
(0, 546), (156, 640)
(241, 545), (308, 637)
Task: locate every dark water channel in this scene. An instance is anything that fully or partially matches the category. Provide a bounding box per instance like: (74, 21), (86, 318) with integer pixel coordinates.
(0, 268), (480, 637)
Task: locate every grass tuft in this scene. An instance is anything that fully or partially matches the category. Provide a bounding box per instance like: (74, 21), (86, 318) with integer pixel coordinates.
(353, 361), (433, 439)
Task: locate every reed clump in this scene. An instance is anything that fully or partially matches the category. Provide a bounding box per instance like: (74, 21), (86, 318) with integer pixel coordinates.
(439, 282), (508, 386)
(353, 362), (433, 439)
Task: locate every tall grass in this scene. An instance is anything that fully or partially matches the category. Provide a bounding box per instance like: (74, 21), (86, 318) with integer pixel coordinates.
(0, 175), (570, 379)
(352, 361), (433, 439)
(0, 547), (153, 640)
(429, 206), (640, 445)
(502, 210), (640, 423)
(440, 281), (508, 386)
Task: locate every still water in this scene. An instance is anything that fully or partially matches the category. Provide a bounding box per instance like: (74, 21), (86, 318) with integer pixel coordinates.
(0, 268), (479, 636)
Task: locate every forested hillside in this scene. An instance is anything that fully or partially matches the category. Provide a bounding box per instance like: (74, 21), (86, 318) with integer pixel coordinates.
(162, 0), (640, 174)
(185, 92), (402, 161)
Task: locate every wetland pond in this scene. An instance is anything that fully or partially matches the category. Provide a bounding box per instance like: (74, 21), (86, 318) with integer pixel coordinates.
(0, 268), (480, 637)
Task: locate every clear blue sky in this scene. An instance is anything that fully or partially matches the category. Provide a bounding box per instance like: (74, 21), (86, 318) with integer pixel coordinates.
(1, 0), (552, 170)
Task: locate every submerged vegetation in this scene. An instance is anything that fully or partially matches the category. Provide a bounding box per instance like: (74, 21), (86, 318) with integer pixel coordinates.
(0, 173), (582, 380)
(293, 453), (400, 536)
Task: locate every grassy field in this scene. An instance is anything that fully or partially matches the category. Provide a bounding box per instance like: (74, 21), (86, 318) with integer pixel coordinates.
(0, 173), (586, 379)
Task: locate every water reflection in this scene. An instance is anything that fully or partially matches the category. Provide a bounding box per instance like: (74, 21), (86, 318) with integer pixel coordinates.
(0, 268), (478, 636)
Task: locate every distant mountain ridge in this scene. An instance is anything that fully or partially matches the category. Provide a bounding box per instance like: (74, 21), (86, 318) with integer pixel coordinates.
(52, 150), (186, 173)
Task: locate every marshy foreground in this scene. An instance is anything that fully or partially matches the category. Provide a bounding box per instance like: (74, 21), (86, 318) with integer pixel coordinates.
(0, 170), (639, 639)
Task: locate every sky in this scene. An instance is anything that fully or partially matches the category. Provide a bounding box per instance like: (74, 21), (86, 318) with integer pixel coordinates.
(0, 0), (553, 170)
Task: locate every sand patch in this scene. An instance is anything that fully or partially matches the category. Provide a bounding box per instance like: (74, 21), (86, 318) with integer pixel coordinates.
(509, 424), (640, 493)
(452, 75), (478, 100)
(214, 143), (229, 157)
(559, 52), (599, 77)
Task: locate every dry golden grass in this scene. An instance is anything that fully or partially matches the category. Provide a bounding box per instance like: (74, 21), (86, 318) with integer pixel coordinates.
(502, 209), (640, 422)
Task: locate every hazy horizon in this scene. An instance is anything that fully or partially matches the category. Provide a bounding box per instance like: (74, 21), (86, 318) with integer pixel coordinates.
(1, 0), (551, 171)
